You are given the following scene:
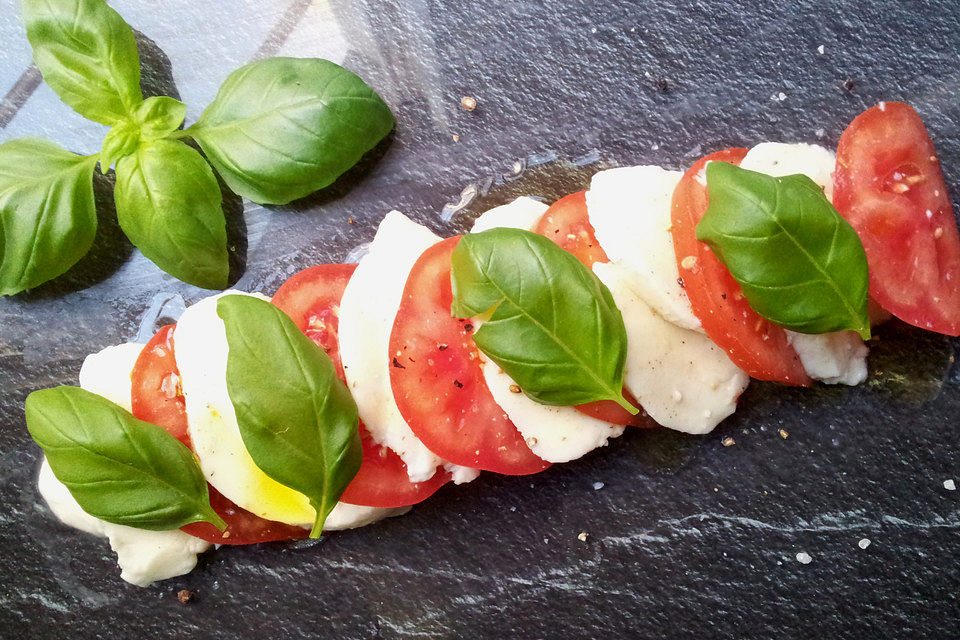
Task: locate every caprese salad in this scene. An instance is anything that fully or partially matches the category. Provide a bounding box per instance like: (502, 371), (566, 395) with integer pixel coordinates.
(26, 102), (960, 587)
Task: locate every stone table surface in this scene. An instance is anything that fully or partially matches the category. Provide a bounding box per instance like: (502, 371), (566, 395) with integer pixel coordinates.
(0, 0), (958, 638)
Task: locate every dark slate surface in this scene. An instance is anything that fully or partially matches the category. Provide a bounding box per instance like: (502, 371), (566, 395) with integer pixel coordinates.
(1, 0), (959, 637)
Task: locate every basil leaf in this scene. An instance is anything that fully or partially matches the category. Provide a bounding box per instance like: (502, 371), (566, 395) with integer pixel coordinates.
(25, 386), (225, 531)
(217, 294), (362, 537)
(135, 96), (187, 140)
(697, 161), (870, 338)
(189, 58), (394, 205)
(0, 138), (97, 296)
(114, 139), (228, 289)
(450, 228), (636, 413)
(22, 0), (142, 125)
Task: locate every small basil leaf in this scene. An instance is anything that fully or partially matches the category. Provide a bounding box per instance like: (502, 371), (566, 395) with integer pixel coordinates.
(99, 120), (139, 171)
(0, 138), (97, 296)
(189, 57), (394, 205)
(22, 0), (142, 125)
(697, 161), (870, 338)
(26, 386), (225, 531)
(135, 96), (187, 140)
(450, 228), (636, 413)
(114, 139), (229, 289)
(217, 294), (362, 537)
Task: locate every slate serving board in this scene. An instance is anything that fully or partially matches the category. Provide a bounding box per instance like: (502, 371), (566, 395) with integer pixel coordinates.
(1, 0), (958, 637)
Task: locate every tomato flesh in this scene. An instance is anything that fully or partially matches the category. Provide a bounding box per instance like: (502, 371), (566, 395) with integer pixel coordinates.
(534, 191), (650, 425)
(273, 264), (452, 507)
(834, 101), (960, 335)
(670, 148), (811, 386)
(131, 324), (190, 446)
(390, 236), (550, 475)
(532, 191), (609, 268)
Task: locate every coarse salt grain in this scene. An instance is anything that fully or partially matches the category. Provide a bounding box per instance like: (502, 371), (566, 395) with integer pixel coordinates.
(592, 481), (605, 491)
(578, 532), (589, 542)
(858, 538), (871, 549)
(945, 479), (957, 491)
(796, 552), (812, 564)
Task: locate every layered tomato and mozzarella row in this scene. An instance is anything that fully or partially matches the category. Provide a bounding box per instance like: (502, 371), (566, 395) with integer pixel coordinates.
(45, 104), (957, 584)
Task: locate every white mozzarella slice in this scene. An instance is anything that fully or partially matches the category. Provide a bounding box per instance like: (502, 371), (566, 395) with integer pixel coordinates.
(586, 165), (702, 331)
(339, 211), (477, 483)
(39, 459), (211, 587)
(741, 142), (868, 386)
(77, 342), (145, 411)
(785, 331), (868, 386)
(740, 141), (836, 201)
(593, 262), (749, 434)
(324, 503), (410, 530)
(478, 351), (623, 463)
(470, 196), (549, 233)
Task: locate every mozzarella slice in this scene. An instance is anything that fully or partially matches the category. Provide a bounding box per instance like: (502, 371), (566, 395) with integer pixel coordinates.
(739, 141), (836, 201)
(176, 291), (403, 527)
(586, 165), (701, 331)
(478, 352), (624, 463)
(78, 342), (145, 411)
(741, 142), (868, 386)
(594, 262), (749, 434)
(470, 196), (549, 233)
(38, 341), (212, 587)
(339, 211), (478, 483)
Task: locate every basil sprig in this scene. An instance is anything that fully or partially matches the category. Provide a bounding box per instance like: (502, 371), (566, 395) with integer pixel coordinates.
(217, 295), (362, 537)
(26, 386), (226, 531)
(697, 161), (870, 338)
(4, 0), (393, 294)
(450, 228), (637, 414)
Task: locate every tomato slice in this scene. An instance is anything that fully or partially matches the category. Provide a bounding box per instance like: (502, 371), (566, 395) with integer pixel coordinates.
(389, 236), (550, 475)
(131, 324), (190, 446)
(272, 264), (452, 507)
(670, 148), (811, 386)
(533, 191), (650, 426)
(531, 191), (609, 268)
(834, 102), (960, 336)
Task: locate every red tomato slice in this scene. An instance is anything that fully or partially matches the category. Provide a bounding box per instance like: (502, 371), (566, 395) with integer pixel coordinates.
(834, 102), (960, 336)
(389, 236), (550, 475)
(133, 325), (306, 545)
(272, 264), (452, 507)
(131, 324), (190, 446)
(670, 148), (811, 386)
(533, 192), (650, 426)
(531, 191), (610, 268)
(180, 485), (309, 545)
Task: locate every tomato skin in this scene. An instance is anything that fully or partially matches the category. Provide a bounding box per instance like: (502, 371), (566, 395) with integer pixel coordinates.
(670, 148), (811, 386)
(834, 102), (960, 336)
(273, 263), (453, 507)
(180, 485), (309, 545)
(531, 191), (609, 268)
(390, 236), (550, 475)
(131, 324), (190, 445)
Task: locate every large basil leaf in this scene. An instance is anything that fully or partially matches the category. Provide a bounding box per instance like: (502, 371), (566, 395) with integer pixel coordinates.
(450, 228), (636, 413)
(697, 161), (870, 338)
(0, 138), (97, 296)
(217, 295), (362, 537)
(114, 139), (228, 289)
(188, 58), (394, 205)
(22, 0), (142, 125)
(26, 386), (225, 531)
